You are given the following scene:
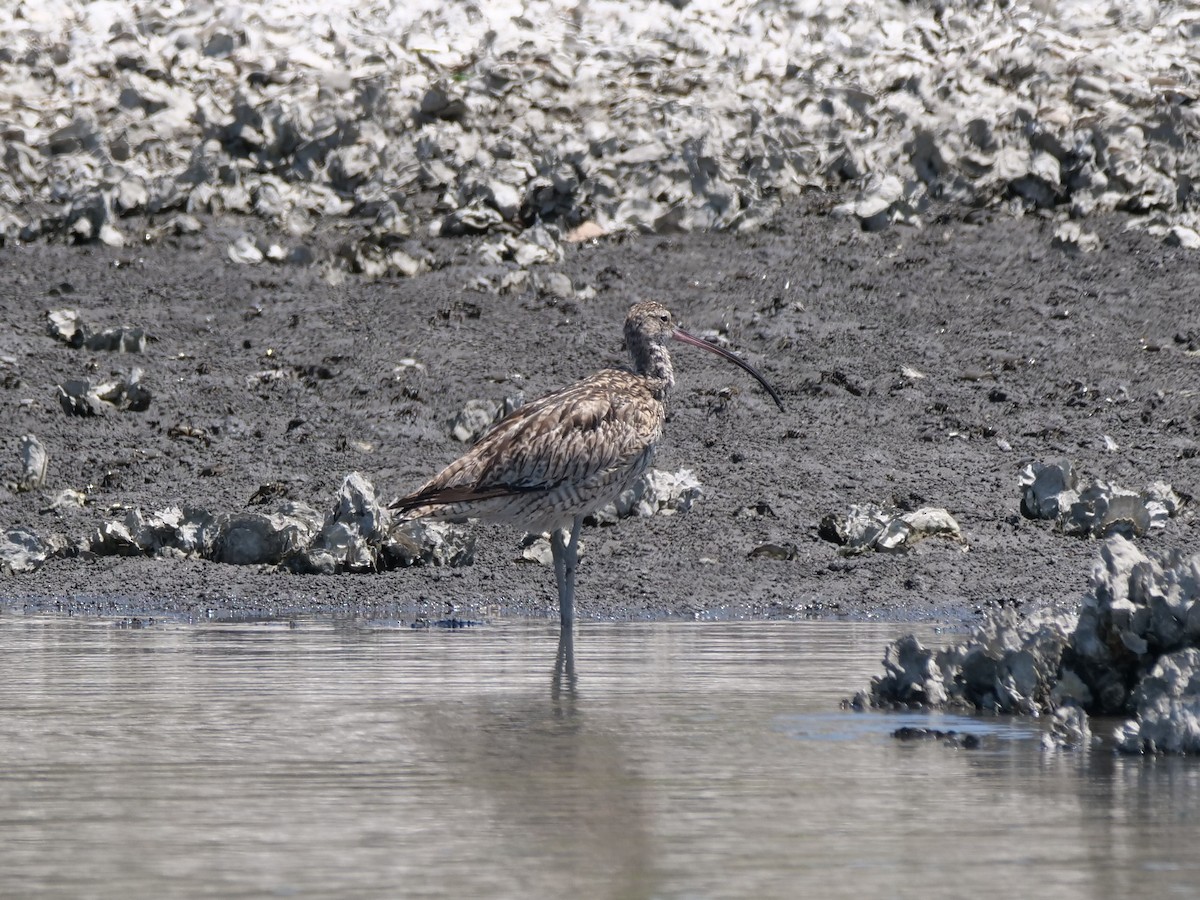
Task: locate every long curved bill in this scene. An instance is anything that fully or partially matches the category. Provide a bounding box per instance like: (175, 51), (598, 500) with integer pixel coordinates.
(672, 327), (785, 411)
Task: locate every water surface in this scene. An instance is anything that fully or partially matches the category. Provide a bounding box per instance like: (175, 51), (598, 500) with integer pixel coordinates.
(1, 615), (1197, 899)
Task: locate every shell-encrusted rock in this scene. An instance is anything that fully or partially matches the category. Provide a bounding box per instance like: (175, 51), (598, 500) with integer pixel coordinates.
(2, 0), (1198, 256)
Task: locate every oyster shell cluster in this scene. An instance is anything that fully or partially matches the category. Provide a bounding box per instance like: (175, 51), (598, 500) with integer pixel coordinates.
(1019, 459), (1186, 538)
(1, 0), (1197, 268)
(0, 465), (700, 576)
(863, 536), (1200, 756)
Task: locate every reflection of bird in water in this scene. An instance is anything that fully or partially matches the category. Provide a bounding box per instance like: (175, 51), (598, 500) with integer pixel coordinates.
(391, 301), (785, 631)
(553, 627), (576, 706)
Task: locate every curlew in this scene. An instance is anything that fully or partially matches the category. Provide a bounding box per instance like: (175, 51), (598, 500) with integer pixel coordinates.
(390, 301), (784, 630)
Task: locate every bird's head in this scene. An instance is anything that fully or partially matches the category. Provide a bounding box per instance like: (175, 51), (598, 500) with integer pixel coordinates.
(624, 301), (784, 411)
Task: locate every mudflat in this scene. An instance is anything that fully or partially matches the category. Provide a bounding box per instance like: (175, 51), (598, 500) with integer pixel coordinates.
(2, 203), (1197, 623)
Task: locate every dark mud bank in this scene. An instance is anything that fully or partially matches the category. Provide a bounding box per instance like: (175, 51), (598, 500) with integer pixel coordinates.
(1, 205), (1197, 623)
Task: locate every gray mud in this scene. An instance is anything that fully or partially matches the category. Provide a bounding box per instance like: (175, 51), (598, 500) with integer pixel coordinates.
(2, 201), (1198, 622)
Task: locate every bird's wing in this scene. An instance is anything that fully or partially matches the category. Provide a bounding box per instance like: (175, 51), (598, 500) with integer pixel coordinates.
(391, 371), (662, 512)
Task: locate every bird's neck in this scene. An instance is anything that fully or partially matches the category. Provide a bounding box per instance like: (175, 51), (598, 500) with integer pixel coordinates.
(631, 342), (675, 399)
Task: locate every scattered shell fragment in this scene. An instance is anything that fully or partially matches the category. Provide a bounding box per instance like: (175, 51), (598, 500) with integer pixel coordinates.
(1019, 459), (1077, 521)
(1165, 226), (1200, 250)
(47, 309), (148, 352)
(536, 271), (574, 300)
(819, 504), (964, 555)
(748, 542), (799, 561)
(58, 380), (108, 417)
(0, 526), (53, 574)
(86, 327), (148, 353)
(16, 434), (48, 492)
(518, 533), (557, 567)
(452, 399), (501, 444)
(47, 310), (86, 347)
(1051, 222), (1100, 254)
(42, 489), (86, 513)
(228, 234), (265, 265)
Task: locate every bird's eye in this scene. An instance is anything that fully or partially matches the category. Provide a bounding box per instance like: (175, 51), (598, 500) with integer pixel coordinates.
(659, 313), (670, 323)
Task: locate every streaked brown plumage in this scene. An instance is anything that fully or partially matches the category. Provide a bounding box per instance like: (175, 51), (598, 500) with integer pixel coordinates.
(391, 300), (784, 629)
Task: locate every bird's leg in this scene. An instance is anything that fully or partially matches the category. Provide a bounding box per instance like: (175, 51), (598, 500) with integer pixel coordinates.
(551, 516), (584, 630)
(551, 527), (569, 619)
(564, 514), (583, 627)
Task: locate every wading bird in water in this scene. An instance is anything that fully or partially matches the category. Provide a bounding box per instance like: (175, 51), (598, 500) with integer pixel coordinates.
(390, 301), (784, 631)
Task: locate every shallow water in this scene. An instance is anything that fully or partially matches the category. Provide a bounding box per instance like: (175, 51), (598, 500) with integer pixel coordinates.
(1, 615), (1198, 899)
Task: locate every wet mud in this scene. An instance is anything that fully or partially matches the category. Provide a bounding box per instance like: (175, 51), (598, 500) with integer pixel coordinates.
(2, 202), (1198, 623)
